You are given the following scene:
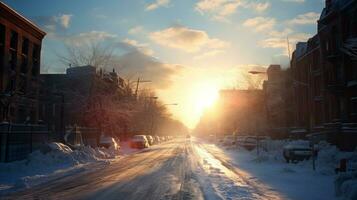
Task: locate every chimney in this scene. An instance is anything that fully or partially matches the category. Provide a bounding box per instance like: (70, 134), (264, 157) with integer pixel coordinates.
(326, 0), (332, 8)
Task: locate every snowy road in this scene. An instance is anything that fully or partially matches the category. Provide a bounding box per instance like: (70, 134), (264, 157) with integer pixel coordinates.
(1, 138), (285, 200)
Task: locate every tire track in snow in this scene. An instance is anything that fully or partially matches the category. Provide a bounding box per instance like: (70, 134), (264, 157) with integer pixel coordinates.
(195, 141), (285, 200)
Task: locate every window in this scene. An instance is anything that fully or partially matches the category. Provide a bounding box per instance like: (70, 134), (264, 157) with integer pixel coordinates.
(21, 56), (28, 74)
(22, 37), (29, 55)
(351, 97), (357, 122)
(32, 44), (40, 76)
(9, 50), (17, 70)
(0, 24), (4, 47)
(314, 75), (322, 97)
(10, 31), (18, 50)
(315, 102), (323, 125)
(0, 24), (5, 71)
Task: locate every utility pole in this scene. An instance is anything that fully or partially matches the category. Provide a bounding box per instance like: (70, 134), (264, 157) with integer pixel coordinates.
(135, 77), (140, 98)
(287, 36), (291, 61)
(134, 78), (152, 99)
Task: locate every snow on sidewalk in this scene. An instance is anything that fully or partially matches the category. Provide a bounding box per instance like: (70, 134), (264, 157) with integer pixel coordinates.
(200, 140), (357, 200)
(0, 142), (122, 194)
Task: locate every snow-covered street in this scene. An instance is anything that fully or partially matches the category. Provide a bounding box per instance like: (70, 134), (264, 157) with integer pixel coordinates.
(0, 138), (338, 200)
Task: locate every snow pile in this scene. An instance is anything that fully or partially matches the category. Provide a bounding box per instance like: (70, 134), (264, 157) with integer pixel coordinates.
(335, 172), (357, 200)
(240, 139), (287, 163)
(237, 140), (357, 175)
(0, 142), (119, 192)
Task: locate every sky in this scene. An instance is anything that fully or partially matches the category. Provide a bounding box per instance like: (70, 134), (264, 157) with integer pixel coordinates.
(2, 0), (325, 128)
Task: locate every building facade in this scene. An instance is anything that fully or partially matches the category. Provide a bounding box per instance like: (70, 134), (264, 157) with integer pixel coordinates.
(40, 66), (126, 141)
(263, 65), (293, 138)
(290, 0), (357, 150)
(0, 2), (46, 123)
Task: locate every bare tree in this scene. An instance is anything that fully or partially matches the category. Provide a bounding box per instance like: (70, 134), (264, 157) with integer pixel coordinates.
(58, 41), (118, 69)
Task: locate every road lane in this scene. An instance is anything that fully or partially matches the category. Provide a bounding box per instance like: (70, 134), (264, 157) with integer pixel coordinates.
(1, 138), (285, 200)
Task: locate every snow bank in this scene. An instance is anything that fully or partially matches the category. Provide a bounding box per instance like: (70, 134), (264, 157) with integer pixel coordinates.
(236, 140), (357, 175)
(335, 172), (357, 200)
(0, 142), (119, 192)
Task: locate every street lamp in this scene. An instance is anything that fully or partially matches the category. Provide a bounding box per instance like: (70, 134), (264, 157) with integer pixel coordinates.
(131, 78), (152, 98)
(248, 70), (266, 75)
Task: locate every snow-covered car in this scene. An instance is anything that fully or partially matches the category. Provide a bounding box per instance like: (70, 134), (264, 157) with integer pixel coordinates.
(283, 140), (314, 163)
(99, 135), (120, 150)
(146, 135), (154, 145)
(237, 136), (256, 151)
(154, 136), (161, 144)
(222, 135), (236, 146)
(130, 135), (150, 149)
(236, 136), (270, 151)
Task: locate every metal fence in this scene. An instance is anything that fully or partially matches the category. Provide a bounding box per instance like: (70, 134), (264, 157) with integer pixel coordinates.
(0, 123), (49, 162)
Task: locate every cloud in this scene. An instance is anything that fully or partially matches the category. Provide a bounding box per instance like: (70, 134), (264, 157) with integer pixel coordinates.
(55, 30), (179, 89)
(194, 50), (225, 60)
(288, 12), (320, 25)
(116, 51), (183, 89)
(195, 0), (270, 21)
(63, 31), (117, 46)
(260, 32), (311, 52)
(58, 14), (72, 29)
(128, 26), (144, 34)
(245, 2), (270, 12)
(121, 38), (154, 56)
(146, 0), (170, 11)
(149, 25), (229, 52)
(282, 0), (305, 3)
(243, 17), (276, 32)
(32, 14), (73, 33)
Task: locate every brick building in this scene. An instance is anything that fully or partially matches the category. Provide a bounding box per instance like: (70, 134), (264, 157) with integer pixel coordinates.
(290, 0), (357, 150)
(263, 65), (293, 138)
(0, 2), (46, 123)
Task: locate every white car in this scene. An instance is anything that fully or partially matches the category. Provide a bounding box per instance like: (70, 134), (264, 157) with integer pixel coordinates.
(283, 140), (314, 163)
(130, 135), (150, 149)
(99, 135), (120, 150)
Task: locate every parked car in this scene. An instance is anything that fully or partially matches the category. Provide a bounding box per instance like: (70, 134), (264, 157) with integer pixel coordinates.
(146, 135), (154, 145)
(99, 135), (120, 150)
(236, 136), (270, 151)
(222, 135), (236, 146)
(154, 135), (161, 144)
(283, 140), (314, 163)
(130, 135), (150, 149)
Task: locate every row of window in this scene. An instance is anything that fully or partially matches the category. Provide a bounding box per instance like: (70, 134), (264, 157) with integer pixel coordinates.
(0, 23), (41, 94)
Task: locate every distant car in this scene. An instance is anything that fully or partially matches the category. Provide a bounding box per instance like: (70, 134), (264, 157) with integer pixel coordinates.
(208, 134), (215, 142)
(99, 135), (120, 150)
(130, 135), (150, 149)
(239, 137), (257, 151)
(222, 135), (236, 146)
(283, 140), (314, 163)
(146, 135), (154, 145)
(154, 136), (161, 144)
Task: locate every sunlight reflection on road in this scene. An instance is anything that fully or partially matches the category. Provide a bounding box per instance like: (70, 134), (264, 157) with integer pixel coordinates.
(192, 139), (285, 200)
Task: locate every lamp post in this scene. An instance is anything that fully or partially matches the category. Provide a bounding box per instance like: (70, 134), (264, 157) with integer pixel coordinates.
(247, 70), (267, 156)
(132, 78), (152, 98)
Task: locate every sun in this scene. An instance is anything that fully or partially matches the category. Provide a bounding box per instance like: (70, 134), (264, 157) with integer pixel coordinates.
(193, 84), (219, 112)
